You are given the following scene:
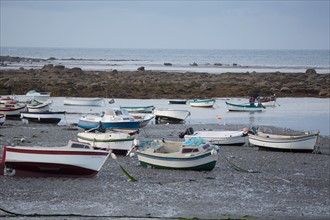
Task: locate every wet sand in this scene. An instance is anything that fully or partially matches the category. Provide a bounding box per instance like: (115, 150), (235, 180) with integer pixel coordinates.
(0, 121), (329, 219)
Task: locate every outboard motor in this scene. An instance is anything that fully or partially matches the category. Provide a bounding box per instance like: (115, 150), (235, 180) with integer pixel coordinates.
(178, 127), (194, 138)
(249, 127), (258, 135)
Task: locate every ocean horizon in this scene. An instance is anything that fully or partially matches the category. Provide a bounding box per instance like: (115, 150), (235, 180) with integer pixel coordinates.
(1, 47), (329, 74)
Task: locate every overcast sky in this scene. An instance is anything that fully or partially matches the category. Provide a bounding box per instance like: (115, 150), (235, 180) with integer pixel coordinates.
(1, 0), (329, 50)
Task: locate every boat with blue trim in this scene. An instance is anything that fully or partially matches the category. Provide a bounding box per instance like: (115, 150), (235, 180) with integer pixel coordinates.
(225, 101), (265, 112)
(77, 108), (140, 130)
(190, 99), (216, 108)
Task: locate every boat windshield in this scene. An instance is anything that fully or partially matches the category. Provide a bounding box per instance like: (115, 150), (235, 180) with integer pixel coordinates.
(182, 148), (199, 153)
(71, 142), (90, 149)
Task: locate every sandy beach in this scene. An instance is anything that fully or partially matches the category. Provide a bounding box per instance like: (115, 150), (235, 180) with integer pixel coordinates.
(0, 121), (329, 219)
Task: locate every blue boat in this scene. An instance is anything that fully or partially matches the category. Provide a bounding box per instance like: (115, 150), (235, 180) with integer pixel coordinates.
(225, 101), (266, 112)
(77, 108), (140, 130)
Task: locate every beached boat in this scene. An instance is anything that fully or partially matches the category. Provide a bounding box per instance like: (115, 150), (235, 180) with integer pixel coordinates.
(77, 108), (140, 130)
(0, 140), (110, 177)
(77, 130), (135, 152)
(27, 100), (52, 112)
(20, 111), (65, 124)
(0, 114), (5, 126)
(120, 105), (155, 113)
(0, 96), (19, 105)
(189, 99), (216, 108)
(64, 97), (105, 106)
(248, 128), (319, 151)
(225, 101), (265, 112)
(168, 100), (187, 105)
(182, 127), (249, 146)
(135, 138), (220, 171)
(154, 108), (191, 122)
(0, 103), (27, 118)
(19, 90), (51, 102)
(130, 113), (154, 127)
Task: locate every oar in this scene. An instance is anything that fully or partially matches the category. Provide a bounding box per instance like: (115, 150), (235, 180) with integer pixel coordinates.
(275, 100), (281, 106)
(110, 153), (138, 182)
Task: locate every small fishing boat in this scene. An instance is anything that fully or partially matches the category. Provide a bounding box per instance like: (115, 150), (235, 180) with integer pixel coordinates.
(248, 128), (319, 152)
(64, 97), (105, 106)
(225, 101), (265, 112)
(135, 138), (220, 171)
(77, 108), (140, 130)
(20, 90), (51, 102)
(20, 111), (65, 124)
(27, 99), (52, 112)
(154, 108), (191, 122)
(120, 105), (155, 113)
(182, 127), (249, 146)
(0, 114), (5, 126)
(77, 130), (135, 152)
(168, 100), (187, 105)
(190, 99), (216, 108)
(0, 103), (27, 118)
(0, 140), (110, 177)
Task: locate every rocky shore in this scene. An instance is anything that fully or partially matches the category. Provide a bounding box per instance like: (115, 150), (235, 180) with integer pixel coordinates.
(0, 121), (329, 219)
(0, 60), (329, 99)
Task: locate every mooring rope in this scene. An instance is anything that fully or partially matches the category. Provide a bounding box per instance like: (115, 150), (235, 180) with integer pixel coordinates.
(220, 154), (260, 173)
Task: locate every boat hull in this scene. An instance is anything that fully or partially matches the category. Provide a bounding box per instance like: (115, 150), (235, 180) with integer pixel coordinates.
(21, 111), (65, 124)
(168, 100), (187, 105)
(226, 102), (265, 112)
(154, 109), (191, 122)
(64, 98), (104, 106)
(136, 151), (217, 171)
(190, 99), (215, 108)
(185, 130), (248, 146)
(120, 105), (155, 113)
(249, 132), (319, 151)
(2, 146), (109, 177)
(77, 132), (135, 151)
(77, 118), (140, 130)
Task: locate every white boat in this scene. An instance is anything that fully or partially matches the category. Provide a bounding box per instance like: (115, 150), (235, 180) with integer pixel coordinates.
(154, 108), (191, 122)
(0, 114), (5, 126)
(21, 111), (65, 124)
(0, 103), (27, 118)
(183, 128), (249, 146)
(225, 101), (265, 112)
(130, 113), (154, 128)
(27, 100), (52, 112)
(0, 140), (110, 177)
(77, 130), (135, 152)
(190, 99), (216, 108)
(135, 138), (220, 171)
(77, 108), (140, 130)
(64, 97), (105, 106)
(19, 90), (51, 102)
(248, 128), (319, 151)
(120, 105), (155, 113)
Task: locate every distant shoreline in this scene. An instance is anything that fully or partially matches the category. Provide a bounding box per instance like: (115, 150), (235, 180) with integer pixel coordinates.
(0, 55), (329, 99)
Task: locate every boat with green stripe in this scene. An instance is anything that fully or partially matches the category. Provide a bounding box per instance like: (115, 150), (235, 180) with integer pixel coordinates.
(135, 138), (220, 171)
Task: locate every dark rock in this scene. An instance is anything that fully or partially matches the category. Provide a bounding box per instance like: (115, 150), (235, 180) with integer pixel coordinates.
(54, 64), (65, 69)
(164, 63), (172, 66)
(137, 66), (145, 71)
(306, 69), (317, 74)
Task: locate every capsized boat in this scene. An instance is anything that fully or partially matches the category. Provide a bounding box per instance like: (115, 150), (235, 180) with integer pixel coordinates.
(19, 90), (51, 102)
(189, 99), (216, 108)
(77, 108), (140, 130)
(135, 138), (220, 171)
(248, 127), (319, 152)
(225, 101), (265, 112)
(21, 111), (65, 124)
(0, 140), (110, 177)
(182, 127), (249, 146)
(154, 108), (191, 123)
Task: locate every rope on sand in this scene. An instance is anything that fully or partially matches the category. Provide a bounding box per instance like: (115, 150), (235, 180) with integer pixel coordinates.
(220, 154), (260, 173)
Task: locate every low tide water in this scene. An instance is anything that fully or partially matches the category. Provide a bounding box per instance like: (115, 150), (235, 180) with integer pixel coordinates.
(42, 97), (330, 136)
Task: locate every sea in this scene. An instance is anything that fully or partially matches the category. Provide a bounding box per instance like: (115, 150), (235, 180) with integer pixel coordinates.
(1, 47), (330, 136)
(1, 47), (329, 73)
